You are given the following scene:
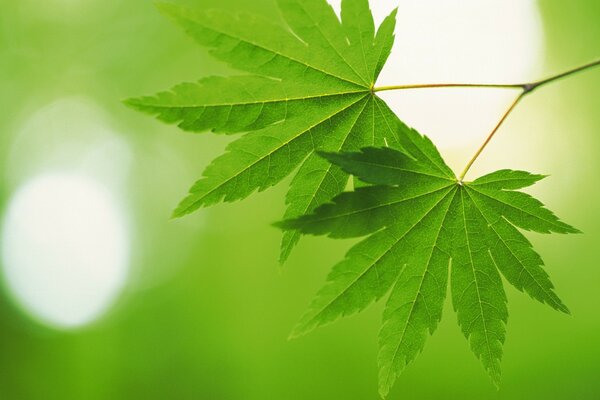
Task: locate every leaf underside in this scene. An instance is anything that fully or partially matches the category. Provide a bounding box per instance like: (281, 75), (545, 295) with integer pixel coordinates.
(279, 143), (578, 397)
(126, 0), (402, 263)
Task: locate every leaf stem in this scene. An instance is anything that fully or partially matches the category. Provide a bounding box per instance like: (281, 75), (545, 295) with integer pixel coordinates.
(373, 83), (524, 92)
(372, 58), (600, 180)
(458, 94), (524, 182)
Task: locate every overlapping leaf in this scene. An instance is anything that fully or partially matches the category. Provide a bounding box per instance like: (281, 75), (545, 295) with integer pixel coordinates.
(278, 133), (578, 397)
(126, 0), (403, 262)
(128, 0), (581, 395)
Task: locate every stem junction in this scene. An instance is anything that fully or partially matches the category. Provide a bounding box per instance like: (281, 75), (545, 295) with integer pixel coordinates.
(372, 59), (600, 181)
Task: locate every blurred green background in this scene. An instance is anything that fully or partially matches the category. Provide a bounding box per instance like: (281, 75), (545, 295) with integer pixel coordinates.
(0, 0), (599, 399)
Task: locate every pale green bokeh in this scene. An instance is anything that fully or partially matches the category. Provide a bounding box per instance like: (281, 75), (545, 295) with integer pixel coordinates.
(0, 1), (598, 399)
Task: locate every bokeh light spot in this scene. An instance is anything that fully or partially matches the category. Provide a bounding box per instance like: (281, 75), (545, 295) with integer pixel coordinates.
(328, 0), (544, 169)
(1, 173), (129, 329)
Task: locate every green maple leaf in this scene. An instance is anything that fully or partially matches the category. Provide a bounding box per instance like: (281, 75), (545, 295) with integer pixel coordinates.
(126, 0), (403, 262)
(278, 127), (579, 397)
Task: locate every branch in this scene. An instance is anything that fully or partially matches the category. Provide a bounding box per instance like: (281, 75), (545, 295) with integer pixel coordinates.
(459, 59), (600, 180)
(372, 59), (600, 180)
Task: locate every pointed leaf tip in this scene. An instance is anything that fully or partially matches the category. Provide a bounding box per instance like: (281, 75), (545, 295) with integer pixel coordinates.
(287, 327), (305, 341)
(559, 303), (571, 315)
(170, 207), (185, 220)
(122, 97), (135, 107)
(172, 194), (200, 219)
(272, 219), (292, 231)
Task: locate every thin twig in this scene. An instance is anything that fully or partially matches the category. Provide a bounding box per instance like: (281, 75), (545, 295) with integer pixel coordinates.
(526, 59), (600, 93)
(459, 59), (600, 180)
(372, 59), (600, 180)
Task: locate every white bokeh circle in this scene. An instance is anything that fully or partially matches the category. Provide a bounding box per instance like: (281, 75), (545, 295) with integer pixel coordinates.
(2, 173), (129, 329)
(1, 97), (132, 330)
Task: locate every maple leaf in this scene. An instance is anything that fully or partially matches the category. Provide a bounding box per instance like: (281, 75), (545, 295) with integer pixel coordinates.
(277, 127), (579, 397)
(126, 0), (402, 262)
